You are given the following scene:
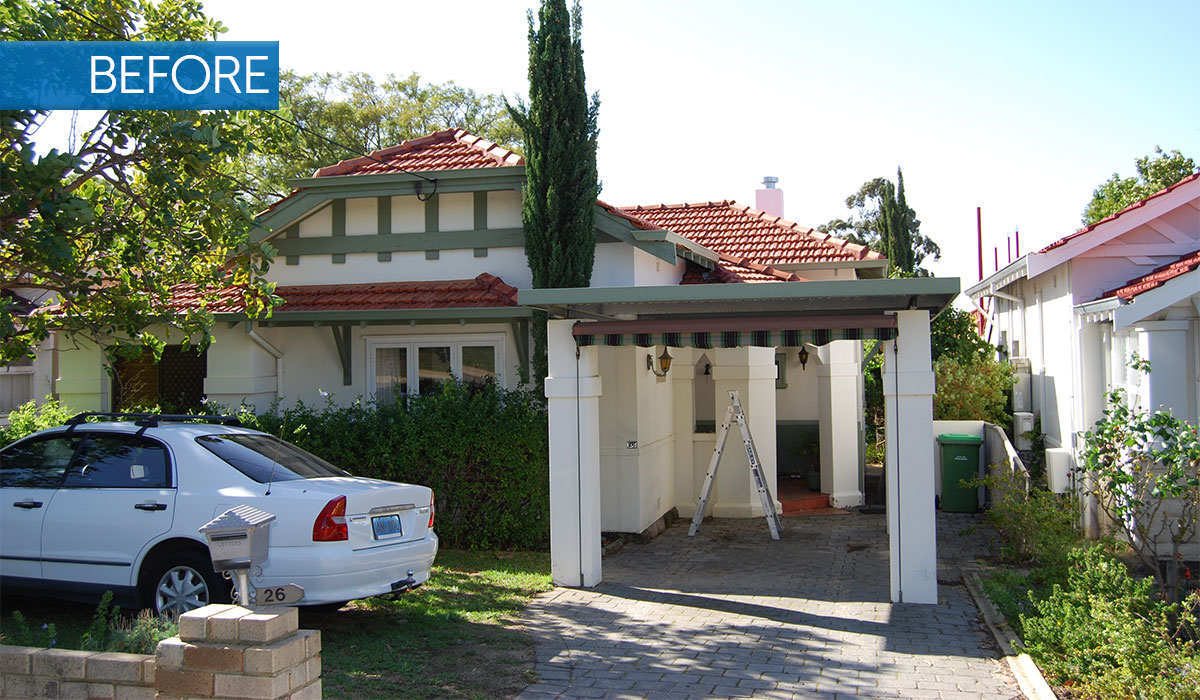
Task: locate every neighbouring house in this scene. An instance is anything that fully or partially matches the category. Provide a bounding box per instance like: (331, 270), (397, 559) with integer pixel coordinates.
(38, 129), (958, 603)
(967, 173), (1199, 559)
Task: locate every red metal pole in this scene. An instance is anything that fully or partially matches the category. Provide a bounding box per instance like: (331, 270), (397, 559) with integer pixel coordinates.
(1007, 236), (1012, 264)
(1015, 228), (1021, 257)
(994, 246), (999, 271)
(976, 207), (983, 281)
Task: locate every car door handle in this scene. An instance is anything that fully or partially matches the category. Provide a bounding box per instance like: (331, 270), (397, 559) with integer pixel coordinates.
(134, 502), (168, 511)
(13, 500), (43, 509)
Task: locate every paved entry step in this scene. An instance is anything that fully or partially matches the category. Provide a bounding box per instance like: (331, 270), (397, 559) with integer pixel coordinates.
(777, 477), (831, 513)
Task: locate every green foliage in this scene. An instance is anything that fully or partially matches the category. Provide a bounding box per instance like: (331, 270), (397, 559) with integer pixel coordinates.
(1, 396), (74, 444)
(1, 0), (281, 366)
(819, 170), (941, 275)
(242, 70), (522, 206)
(1082, 147), (1196, 225)
(1079, 368), (1200, 602)
(981, 467), (1083, 582)
(242, 380), (550, 550)
(1, 611), (57, 648)
(508, 0), (600, 381)
(933, 355), (1015, 425)
(80, 592), (177, 655)
(930, 308), (993, 363)
(1020, 547), (1199, 699)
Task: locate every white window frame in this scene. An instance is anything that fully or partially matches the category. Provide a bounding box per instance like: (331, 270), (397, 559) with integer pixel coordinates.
(364, 333), (505, 401)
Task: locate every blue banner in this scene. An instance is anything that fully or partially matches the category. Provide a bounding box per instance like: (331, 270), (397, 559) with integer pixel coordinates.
(0, 41), (279, 110)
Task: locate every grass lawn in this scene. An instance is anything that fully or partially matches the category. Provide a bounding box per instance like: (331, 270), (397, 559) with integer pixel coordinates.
(1, 549), (553, 700)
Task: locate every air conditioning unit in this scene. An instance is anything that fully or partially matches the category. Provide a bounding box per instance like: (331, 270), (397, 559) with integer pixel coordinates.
(1013, 412), (1035, 451)
(1046, 448), (1074, 494)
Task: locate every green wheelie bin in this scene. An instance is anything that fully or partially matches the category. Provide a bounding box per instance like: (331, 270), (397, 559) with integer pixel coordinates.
(937, 433), (983, 513)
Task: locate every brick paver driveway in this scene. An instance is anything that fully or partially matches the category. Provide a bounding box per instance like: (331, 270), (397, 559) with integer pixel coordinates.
(519, 512), (1022, 699)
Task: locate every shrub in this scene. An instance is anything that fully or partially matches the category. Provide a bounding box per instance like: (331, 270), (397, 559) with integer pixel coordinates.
(80, 591), (177, 655)
(933, 355), (1015, 425)
(981, 467), (1084, 584)
(243, 380), (550, 551)
(1, 397), (75, 444)
(1021, 547), (1200, 699)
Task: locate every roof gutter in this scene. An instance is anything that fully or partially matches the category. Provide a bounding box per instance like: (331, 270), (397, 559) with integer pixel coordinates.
(964, 256), (1029, 300)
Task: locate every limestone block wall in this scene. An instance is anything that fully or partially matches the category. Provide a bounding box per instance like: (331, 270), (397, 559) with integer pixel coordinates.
(0, 605), (321, 700)
(0, 646), (155, 699)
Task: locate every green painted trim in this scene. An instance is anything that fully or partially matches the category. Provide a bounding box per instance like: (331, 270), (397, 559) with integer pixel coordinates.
(285, 225), (299, 265)
(332, 199), (345, 236)
(270, 229), (524, 256)
(332, 254), (345, 264)
(593, 207), (676, 265)
(214, 307), (534, 325)
(288, 166), (524, 190)
(633, 230), (719, 264)
(378, 252), (392, 262)
(331, 326), (352, 386)
(520, 277), (962, 306)
(473, 191), (487, 230)
(377, 195), (391, 235)
(474, 248), (488, 258)
(510, 319), (530, 377)
(425, 250), (440, 260)
(777, 420), (820, 427)
(425, 193), (439, 233)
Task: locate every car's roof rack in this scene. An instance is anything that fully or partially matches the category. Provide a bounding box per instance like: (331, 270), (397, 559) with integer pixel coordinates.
(64, 412), (243, 433)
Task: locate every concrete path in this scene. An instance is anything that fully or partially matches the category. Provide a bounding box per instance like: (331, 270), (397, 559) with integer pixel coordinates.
(518, 512), (1023, 699)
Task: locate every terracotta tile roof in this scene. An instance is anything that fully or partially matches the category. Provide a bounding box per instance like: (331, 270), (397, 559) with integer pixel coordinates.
(169, 274), (519, 313)
(595, 199), (658, 231)
(681, 255), (803, 284)
(313, 129), (523, 177)
(1102, 249), (1200, 300)
(1041, 172), (1200, 253)
(619, 201), (882, 266)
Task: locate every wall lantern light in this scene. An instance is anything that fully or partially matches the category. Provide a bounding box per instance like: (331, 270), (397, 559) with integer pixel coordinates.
(647, 347), (673, 377)
(798, 346), (810, 370)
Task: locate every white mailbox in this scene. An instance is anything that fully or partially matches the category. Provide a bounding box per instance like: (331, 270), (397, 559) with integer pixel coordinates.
(199, 505), (275, 573)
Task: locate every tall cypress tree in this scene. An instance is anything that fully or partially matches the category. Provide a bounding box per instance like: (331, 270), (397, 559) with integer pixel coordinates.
(509, 0), (600, 382)
(892, 167), (914, 273)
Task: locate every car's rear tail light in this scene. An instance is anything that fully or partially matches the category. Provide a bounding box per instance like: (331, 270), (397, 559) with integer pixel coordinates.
(428, 491), (436, 529)
(313, 495), (348, 542)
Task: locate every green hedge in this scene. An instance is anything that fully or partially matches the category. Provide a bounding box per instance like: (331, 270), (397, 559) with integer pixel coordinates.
(4, 383), (550, 551)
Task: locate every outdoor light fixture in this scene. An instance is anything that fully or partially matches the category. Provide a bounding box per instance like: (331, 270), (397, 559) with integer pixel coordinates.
(703, 363), (712, 376)
(798, 346), (810, 370)
(647, 347), (673, 377)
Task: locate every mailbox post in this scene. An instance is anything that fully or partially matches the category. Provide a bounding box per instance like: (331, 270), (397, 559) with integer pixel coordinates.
(199, 505), (276, 605)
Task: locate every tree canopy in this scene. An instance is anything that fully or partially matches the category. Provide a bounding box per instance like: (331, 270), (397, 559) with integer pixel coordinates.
(1, 0), (279, 365)
(1081, 147), (1196, 225)
(820, 168), (940, 276)
(241, 71), (522, 206)
(508, 0), (599, 381)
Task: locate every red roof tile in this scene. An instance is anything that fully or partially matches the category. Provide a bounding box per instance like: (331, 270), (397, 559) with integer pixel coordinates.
(619, 201), (883, 267)
(313, 129), (523, 177)
(1102, 249), (1200, 300)
(681, 255), (804, 284)
(1040, 172), (1200, 253)
(169, 274), (519, 313)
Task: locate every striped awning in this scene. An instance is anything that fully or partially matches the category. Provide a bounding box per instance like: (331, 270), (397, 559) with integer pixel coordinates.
(573, 315), (897, 349)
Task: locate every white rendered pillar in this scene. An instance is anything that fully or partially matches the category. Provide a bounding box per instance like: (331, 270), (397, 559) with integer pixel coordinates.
(817, 340), (865, 508)
(545, 319), (603, 587)
(710, 347), (778, 517)
(1135, 321), (1189, 417)
(883, 310), (938, 604)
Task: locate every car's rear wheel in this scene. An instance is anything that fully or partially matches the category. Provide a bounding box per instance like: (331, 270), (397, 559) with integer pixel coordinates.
(146, 551), (229, 616)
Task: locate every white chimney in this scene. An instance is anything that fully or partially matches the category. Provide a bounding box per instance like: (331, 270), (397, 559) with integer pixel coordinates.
(756, 176), (784, 218)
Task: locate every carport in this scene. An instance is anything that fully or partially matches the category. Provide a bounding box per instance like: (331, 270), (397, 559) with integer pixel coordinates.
(521, 277), (960, 605)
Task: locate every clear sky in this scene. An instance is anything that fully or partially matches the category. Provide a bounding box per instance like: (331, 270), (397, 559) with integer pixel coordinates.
(37, 0), (1200, 284)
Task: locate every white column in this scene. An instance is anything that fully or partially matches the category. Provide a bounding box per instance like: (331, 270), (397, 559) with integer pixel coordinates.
(1135, 321), (1189, 416)
(711, 347), (778, 517)
(817, 340), (864, 508)
(883, 310), (937, 604)
(545, 319), (603, 587)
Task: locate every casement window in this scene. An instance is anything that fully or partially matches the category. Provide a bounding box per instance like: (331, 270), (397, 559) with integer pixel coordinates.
(366, 334), (503, 403)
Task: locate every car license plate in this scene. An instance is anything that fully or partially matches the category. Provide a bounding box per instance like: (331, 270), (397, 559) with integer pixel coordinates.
(372, 513), (403, 539)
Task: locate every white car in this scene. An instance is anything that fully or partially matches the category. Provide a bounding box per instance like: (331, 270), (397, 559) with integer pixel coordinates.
(0, 413), (438, 614)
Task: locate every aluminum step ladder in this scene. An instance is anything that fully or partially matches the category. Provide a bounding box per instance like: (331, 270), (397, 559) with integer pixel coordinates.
(688, 390), (783, 540)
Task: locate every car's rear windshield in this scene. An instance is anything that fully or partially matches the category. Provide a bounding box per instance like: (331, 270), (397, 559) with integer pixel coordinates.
(196, 434), (350, 483)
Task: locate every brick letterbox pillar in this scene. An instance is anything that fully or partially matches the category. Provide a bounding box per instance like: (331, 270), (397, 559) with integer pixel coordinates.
(155, 604), (321, 700)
